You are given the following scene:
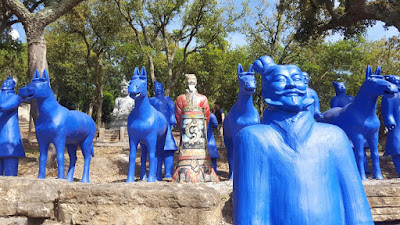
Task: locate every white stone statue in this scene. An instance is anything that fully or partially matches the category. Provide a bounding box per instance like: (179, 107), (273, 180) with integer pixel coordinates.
(109, 79), (135, 129)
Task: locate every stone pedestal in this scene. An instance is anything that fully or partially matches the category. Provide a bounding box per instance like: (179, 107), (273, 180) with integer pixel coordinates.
(172, 107), (219, 183)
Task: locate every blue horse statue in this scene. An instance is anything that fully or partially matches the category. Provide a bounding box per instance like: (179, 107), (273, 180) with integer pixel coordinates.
(321, 66), (399, 180)
(127, 67), (171, 182)
(19, 70), (96, 183)
(223, 64), (260, 179)
(207, 113), (219, 172)
(149, 80), (177, 179)
(0, 77), (25, 176)
(381, 75), (400, 177)
(330, 81), (355, 108)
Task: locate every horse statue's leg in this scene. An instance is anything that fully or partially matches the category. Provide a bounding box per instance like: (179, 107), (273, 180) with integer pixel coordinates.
(53, 136), (66, 179)
(140, 144), (148, 180)
(351, 134), (367, 180)
(146, 135), (158, 182)
(66, 144), (77, 182)
(81, 139), (94, 183)
(367, 132), (383, 179)
(224, 135), (234, 180)
(37, 140), (50, 179)
(127, 136), (139, 183)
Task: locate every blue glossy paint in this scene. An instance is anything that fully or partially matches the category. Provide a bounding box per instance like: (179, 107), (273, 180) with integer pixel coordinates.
(207, 113), (219, 172)
(303, 72), (323, 119)
(223, 64), (260, 179)
(0, 77), (24, 176)
(330, 81), (355, 108)
(321, 66), (398, 180)
(382, 75), (400, 177)
(232, 55), (374, 224)
(149, 81), (177, 179)
(127, 67), (171, 182)
(19, 70), (96, 183)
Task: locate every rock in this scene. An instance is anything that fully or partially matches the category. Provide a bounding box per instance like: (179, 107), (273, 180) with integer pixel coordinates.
(0, 217), (28, 225)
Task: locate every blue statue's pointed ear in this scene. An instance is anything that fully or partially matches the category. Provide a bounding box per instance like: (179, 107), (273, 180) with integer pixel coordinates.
(34, 69), (40, 79)
(366, 65), (372, 80)
(139, 66), (147, 79)
(375, 66), (381, 75)
(248, 64), (254, 73)
(132, 67), (140, 79)
(238, 64), (244, 76)
(42, 69), (49, 81)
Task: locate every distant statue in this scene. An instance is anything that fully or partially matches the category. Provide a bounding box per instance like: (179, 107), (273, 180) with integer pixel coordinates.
(126, 67), (172, 182)
(233, 55), (374, 224)
(149, 81), (177, 179)
(207, 113), (219, 172)
(172, 74), (218, 183)
(19, 70), (96, 183)
(109, 79), (135, 129)
(303, 72), (323, 119)
(330, 81), (355, 108)
(381, 75), (400, 177)
(223, 64), (260, 179)
(320, 66), (399, 180)
(0, 77), (25, 176)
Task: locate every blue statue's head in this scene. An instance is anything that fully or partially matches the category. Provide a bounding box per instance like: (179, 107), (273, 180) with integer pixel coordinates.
(1, 77), (16, 91)
(303, 72), (310, 85)
(384, 75), (400, 88)
(332, 81), (346, 94)
(19, 69), (51, 102)
(253, 55), (313, 112)
(365, 65), (399, 97)
(129, 66), (148, 100)
(154, 80), (165, 95)
(237, 64), (256, 94)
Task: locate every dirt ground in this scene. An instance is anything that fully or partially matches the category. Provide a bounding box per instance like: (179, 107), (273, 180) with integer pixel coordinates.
(17, 135), (399, 183)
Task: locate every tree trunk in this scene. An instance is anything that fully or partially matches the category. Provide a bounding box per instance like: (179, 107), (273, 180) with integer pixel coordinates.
(148, 55), (156, 84)
(96, 87), (103, 129)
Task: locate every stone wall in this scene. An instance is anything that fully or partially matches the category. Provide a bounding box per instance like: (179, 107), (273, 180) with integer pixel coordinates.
(0, 177), (399, 225)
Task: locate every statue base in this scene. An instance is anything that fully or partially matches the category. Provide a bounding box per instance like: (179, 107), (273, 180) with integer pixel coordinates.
(172, 156), (219, 183)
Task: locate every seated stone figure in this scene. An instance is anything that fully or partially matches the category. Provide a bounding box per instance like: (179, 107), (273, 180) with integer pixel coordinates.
(0, 77), (25, 176)
(330, 81), (355, 108)
(109, 79), (135, 129)
(233, 55), (373, 225)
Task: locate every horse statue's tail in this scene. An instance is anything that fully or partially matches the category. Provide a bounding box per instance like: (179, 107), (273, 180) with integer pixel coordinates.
(91, 147), (95, 157)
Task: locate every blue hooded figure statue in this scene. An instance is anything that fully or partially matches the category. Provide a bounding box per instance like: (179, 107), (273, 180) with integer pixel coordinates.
(149, 80), (178, 179)
(0, 77), (25, 176)
(232, 55), (374, 225)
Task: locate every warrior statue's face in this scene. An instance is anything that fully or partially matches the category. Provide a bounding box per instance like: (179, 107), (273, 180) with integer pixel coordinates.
(121, 85), (129, 97)
(185, 75), (197, 92)
(303, 72), (310, 85)
(1, 78), (15, 91)
(263, 65), (311, 112)
(154, 82), (165, 95)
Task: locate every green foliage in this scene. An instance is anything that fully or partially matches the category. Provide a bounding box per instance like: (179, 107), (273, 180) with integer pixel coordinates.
(0, 42), (28, 88)
(101, 91), (114, 123)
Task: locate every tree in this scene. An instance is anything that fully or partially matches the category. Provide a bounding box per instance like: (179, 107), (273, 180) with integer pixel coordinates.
(114, 0), (245, 96)
(294, 0), (400, 41)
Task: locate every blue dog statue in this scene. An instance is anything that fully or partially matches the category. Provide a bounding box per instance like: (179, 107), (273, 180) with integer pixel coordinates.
(149, 80), (177, 179)
(207, 113), (219, 172)
(223, 64), (260, 179)
(127, 67), (172, 182)
(19, 70), (96, 183)
(303, 72), (323, 119)
(382, 75), (400, 177)
(0, 77), (25, 176)
(233, 55), (374, 224)
(321, 66), (399, 180)
(330, 81), (355, 108)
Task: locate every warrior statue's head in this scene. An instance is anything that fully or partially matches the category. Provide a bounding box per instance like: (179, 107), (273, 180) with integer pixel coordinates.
(154, 81), (165, 96)
(253, 55), (313, 112)
(332, 81), (347, 95)
(185, 74), (197, 93)
(121, 79), (129, 97)
(303, 72), (310, 86)
(1, 77), (16, 91)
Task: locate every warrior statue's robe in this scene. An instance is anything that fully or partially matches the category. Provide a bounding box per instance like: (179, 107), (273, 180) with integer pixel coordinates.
(175, 90), (210, 128)
(233, 109), (373, 225)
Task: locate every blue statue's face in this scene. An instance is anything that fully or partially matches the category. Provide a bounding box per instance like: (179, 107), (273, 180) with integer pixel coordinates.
(238, 73), (256, 94)
(333, 82), (346, 94)
(154, 82), (164, 95)
(303, 72), (310, 85)
(1, 78), (15, 91)
(19, 79), (50, 102)
(263, 65), (310, 112)
(129, 77), (147, 100)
